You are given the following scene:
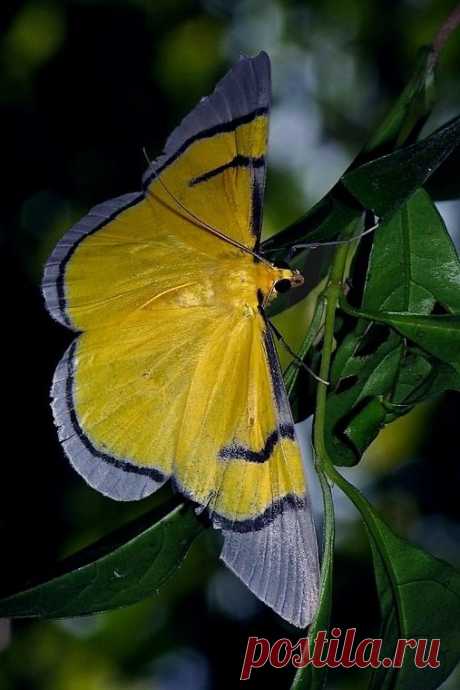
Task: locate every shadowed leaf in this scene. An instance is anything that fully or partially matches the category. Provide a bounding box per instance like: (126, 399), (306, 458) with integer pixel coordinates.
(334, 475), (460, 690)
(343, 115), (460, 218)
(352, 310), (460, 373)
(324, 188), (460, 465)
(0, 502), (204, 619)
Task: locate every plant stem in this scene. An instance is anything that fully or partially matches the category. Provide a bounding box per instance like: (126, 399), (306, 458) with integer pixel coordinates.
(292, 242), (350, 690)
(313, 241), (350, 475)
(432, 2), (460, 62)
(310, 241), (406, 653)
(311, 242), (395, 550)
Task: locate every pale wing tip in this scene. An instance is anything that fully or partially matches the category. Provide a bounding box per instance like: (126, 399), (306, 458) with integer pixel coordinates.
(219, 500), (320, 628)
(238, 50), (270, 65)
(254, 50), (271, 70)
(142, 51), (271, 189)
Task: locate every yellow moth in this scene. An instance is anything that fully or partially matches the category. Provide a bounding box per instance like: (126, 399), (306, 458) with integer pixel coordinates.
(43, 52), (319, 628)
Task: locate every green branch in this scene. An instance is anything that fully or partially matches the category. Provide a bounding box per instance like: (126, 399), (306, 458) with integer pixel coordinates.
(313, 240), (350, 473)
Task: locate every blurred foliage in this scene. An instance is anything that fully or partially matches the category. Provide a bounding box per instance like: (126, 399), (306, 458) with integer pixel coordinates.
(2, 1), (460, 690)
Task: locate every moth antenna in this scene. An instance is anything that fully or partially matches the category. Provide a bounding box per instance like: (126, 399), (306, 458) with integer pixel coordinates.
(289, 217), (380, 259)
(142, 146), (153, 169)
(263, 282), (276, 309)
(145, 166), (271, 266)
(268, 321), (329, 386)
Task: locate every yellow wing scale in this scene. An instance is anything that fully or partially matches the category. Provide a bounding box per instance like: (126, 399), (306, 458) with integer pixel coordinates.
(68, 269), (305, 522)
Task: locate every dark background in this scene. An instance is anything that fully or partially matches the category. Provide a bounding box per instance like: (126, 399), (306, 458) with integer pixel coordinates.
(1, 1), (460, 689)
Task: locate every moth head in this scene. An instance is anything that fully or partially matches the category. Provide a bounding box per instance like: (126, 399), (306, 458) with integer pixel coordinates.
(274, 268), (304, 294)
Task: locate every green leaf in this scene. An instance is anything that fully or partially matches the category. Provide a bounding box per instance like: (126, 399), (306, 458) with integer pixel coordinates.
(358, 187), (460, 410)
(362, 188), (460, 314)
(385, 350), (433, 412)
(388, 354), (460, 411)
(343, 397), (387, 456)
(263, 113), (460, 326)
(343, 114), (460, 219)
(324, 329), (404, 466)
(417, 359), (460, 399)
(371, 520), (460, 690)
(352, 309), (460, 373)
(323, 188), (460, 464)
(291, 470), (335, 690)
(332, 472), (460, 690)
(0, 502), (204, 618)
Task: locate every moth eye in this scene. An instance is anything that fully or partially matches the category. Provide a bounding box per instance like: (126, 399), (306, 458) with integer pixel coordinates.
(274, 278), (291, 294)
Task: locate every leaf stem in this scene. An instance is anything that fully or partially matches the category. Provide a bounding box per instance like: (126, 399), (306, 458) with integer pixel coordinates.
(310, 253), (408, 672)
(292, 241), (351, 690)
(311, 246), (396, 564)
(313, 242), (350, 474)
(432, 2), (460, 64)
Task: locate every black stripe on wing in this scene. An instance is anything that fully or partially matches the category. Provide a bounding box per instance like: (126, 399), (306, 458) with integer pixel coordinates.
(143, 108), (268, 188)
(141, 53), (271, 246)
(189, 154), (265, 186)
(262, 322), (296, 427)
(219, 423), (295, 463)
(251, 169), (264, 249)
(212, 493), (306, 532)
